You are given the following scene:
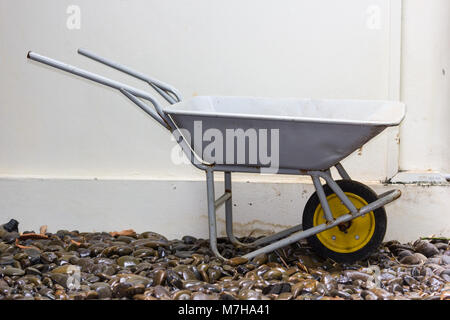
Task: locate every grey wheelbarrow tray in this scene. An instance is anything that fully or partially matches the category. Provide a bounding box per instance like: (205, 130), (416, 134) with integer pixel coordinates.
(27, 49), (406, 261)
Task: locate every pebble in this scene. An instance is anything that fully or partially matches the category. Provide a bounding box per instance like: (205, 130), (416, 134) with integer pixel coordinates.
(25, 267), (41, 276)
(51, 264), (80, 274)
(0, 256), (15, 266)
(117, 256), (140, 268)
(0, 226), (448, 300)
(227, 257), (248, 266)
(400, 255), (421, 265)
(441, 255), (450, 265)
(182, 236), (197, 245)
(90, 282), (112, 299)
(414, 241), (439, 257)
(413, 252), (428, 263)
(3, 267), (25, 276)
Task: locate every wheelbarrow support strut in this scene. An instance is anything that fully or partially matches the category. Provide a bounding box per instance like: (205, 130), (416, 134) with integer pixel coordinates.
(205, 165), (400, 260)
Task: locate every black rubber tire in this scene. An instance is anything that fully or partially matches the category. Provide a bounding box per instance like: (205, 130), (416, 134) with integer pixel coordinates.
(302, 179), (387, 263)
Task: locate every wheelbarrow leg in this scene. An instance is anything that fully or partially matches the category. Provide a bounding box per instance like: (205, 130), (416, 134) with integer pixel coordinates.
(206, 168), (226, 260)
(335, 162), (351, 180)
(224, 171), (250, 247)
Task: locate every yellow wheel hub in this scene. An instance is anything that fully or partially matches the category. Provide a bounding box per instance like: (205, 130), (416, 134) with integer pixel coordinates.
(313, 192), (375, 253)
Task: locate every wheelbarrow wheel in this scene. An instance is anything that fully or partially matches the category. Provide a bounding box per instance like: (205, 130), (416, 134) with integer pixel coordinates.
(302, 179), (387, 263)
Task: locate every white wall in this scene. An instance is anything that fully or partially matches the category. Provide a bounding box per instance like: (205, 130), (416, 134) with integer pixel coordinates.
(399, 0), (450, 173)
(0, 0), (401, 181)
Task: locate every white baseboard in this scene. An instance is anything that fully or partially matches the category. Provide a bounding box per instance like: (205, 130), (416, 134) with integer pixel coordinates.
(390, 171), (449, 185)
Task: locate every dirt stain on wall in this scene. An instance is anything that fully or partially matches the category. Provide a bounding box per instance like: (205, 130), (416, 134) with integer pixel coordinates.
(200, 214), (294, 237)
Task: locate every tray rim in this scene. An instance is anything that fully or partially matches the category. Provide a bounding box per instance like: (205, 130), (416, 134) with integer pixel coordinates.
(164, 96), (406, 127)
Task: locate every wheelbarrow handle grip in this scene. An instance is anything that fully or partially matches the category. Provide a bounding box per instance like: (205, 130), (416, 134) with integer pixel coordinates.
(78, 48), (183, 104)
(27, 51), (173, 130)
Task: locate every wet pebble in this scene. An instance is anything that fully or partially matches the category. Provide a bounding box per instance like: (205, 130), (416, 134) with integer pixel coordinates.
(227, 257), (248, 266)
(0, 227), (447, 300)
(414, 241), (439, 257)
(400, 255), (421, 265)
(117, 256), (140, 268)
(3, 267), (25, 276)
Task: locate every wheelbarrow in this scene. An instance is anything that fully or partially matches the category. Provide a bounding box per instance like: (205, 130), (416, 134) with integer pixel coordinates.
(27, 49), (406, 263)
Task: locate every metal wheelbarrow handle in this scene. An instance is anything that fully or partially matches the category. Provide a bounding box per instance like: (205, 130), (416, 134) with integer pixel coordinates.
(27, 50), (174, 130)
(77, 48), (182, 104)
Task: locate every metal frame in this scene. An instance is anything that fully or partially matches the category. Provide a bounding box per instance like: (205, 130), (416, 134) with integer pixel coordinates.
(204, 165), (400, 260)
(27, 49), (402, 261)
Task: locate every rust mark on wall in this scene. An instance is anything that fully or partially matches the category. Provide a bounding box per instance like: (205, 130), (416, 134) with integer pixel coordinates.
(271, 186), (281, 196)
